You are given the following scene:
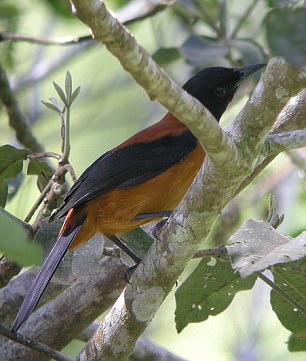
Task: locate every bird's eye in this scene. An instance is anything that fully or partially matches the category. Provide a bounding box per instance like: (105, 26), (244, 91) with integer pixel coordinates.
(214, 86), (228, 98)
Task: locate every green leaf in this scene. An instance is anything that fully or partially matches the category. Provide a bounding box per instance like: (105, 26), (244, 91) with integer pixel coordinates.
(53, 81), (67, 105)
(45, 0), (73, 18)
(27, 159), (53, 191)
(271, 258), (306, 338)
(0, 208), (42, 266)
(0, 179), (8, 207)
(41, 99), (62, 114)
(71, 86), (81, 104)
(27, 159), (53, 177)
(180, 35), (228, 66)
(152, 47), (181, 66)
(288, 333), (306, 352)
(175, 257), (256, 333)
(265, 0), (300, 7)
(265, 8), (306, 67)
(65, 71), (72, 105)
(0, 145), (28, 179)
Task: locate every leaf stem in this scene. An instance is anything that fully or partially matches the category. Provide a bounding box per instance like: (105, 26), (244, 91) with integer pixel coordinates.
(256, 271), (306, 316)
(60, 106), (71, 164)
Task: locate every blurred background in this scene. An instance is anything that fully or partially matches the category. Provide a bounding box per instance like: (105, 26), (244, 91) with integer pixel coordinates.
(0, 0), (305, 360)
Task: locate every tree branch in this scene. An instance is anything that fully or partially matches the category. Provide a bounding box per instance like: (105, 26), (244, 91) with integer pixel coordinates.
(70, 0), (239, 170)
(67, 2), (306, 361)
(0, 256), (127, 360)
(266, 130), (306, 154)
(78, 323), (187, 361)
(0, 62), (43, 152)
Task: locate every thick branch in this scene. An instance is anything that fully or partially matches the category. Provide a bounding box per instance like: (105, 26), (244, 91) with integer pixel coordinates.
(78, 323), (187, 361)
(266, 130), (306, 154)
(70, 0), (238, 169)
(237, 88), (306, 195)
(0, 257), (127, 360)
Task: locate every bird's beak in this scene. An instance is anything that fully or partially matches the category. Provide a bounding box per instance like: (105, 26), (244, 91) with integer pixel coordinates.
(236, 63), (266, 82)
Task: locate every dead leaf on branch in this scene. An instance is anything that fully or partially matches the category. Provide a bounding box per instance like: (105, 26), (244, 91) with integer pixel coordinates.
(226, 219), (306, 278)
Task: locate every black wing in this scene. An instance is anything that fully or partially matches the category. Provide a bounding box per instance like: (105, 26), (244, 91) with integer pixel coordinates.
(52, 131), (197, 219)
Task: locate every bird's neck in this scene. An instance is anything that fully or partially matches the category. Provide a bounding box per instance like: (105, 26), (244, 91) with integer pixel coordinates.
(116, 113), (189, 149)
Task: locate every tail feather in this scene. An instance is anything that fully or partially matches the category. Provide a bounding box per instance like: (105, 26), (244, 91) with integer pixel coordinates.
(11, 212), (85, 333)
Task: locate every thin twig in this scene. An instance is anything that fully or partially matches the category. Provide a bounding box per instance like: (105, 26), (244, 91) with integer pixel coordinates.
(63, 163), (77, 183)
(256, 271), (306, 316)
(0, 323), (73, 361)
(28, 152), (62, 160)
(193, 245), (228, 260)
(24, 179), (52, 223)
(0, 32), (92, 45)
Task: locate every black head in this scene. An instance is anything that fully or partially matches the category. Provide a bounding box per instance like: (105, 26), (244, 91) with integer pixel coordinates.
(183, 63), (265, 121)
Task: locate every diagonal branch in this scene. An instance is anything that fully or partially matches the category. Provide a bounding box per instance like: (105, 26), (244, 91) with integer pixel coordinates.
(266, 130), (306, 154)
(78, 323), (187, 361)
(0, 256), (127, 361)
(0, 62), (43, 152)
(69, 2), (306, 361)
(70, 0), (239, 170)
(227, 59), (306, 157)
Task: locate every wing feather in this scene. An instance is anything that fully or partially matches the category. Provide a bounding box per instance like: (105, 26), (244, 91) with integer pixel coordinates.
(52, 131), (197, 220)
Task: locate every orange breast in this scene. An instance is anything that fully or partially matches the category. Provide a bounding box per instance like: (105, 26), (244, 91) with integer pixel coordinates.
(71, 144), (205, 247)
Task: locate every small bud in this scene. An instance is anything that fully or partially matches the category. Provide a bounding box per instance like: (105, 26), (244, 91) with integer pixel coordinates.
(53, 182), (64, 195)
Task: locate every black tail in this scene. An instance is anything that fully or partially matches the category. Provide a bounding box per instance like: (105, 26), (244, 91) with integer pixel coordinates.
(11, 220), (84, 333)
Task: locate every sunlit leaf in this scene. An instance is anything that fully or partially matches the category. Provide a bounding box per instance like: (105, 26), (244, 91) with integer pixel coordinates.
(175, 257), (256, 333)
(0, 208), (42, 266)
(65, 71), (72, 105)
(42, 98), (62, 113)
(53, 81), (67, 105)
(71, 86), (81, 104)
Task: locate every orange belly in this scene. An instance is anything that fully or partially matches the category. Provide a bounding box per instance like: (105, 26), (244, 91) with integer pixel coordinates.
(71, 144), (205, 247)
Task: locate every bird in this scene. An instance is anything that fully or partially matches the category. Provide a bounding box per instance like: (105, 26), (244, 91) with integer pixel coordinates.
(11, 63), (265, 333)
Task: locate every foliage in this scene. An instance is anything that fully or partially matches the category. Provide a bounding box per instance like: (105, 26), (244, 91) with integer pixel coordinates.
(0, 0), (306, 359)
(175, 257), (256, 333)
(0, 208), (42, 266)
